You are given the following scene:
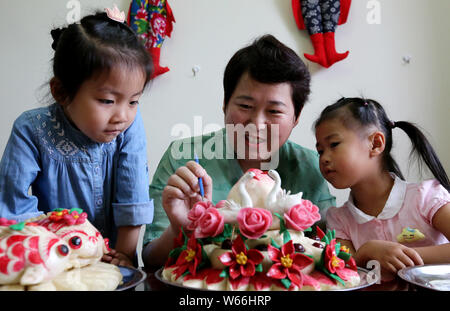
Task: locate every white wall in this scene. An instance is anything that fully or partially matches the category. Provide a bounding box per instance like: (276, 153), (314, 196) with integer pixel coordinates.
(1, 0), (449, 208)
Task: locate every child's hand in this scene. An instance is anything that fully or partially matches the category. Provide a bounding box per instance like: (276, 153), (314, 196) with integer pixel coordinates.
(102, 248), (134, 268)
(162, 161), (213, 232)
(356, 240), (424, 281)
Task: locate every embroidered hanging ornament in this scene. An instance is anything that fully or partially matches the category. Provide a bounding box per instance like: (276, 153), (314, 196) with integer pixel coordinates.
(127, 0), (175, 79)
(292, 0), (351, 68)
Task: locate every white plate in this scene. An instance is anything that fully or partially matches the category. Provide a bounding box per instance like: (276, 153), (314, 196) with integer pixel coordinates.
(398, 264), (450, 291)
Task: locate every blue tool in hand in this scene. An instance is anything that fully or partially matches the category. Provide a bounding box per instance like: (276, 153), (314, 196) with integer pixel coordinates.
(194, 152), (205, 200)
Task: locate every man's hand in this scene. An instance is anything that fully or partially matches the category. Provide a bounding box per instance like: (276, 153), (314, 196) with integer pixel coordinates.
(162, 161), (213, 232)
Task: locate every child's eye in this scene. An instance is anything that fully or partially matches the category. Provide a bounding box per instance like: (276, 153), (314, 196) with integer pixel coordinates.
(99, 99), (114, 104)
(130, 101), (139, 106)
(317, 149), (323, 156)
(330, 142), (340, 148)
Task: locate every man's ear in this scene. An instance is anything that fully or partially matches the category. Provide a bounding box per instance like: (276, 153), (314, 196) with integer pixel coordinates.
(293, 107), (302, 127)
(50, 77), (68, 105)
(369, 131), (386, 157)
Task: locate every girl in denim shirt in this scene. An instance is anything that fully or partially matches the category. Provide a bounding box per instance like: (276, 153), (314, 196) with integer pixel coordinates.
(0, 10), (154, 267)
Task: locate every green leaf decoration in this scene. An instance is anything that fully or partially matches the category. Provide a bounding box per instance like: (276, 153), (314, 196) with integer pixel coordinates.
(255, 264), (263, 273)
(303, 227), (312, 232)
(321, 229), (336, 245)
(270, 238), (281, 249)
(326, 272), (345, 286)
(335, 242), (341, 255)
(69, 207), (83, 214)
(280, 278), (291, 289)
(338, 251), (351, 262)
(205, 224), (233, 243)
(182, 270), (190, 277)
(168, 246), (185, 259)
(220, 268), (229, 278)
(9, 222), (25, 231)
(274, 213), (287, 234)
(223, 224), (233, 238)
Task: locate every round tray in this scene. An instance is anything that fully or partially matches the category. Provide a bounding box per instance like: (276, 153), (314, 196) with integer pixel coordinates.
(154, 267), (377, 291)
(398, 264), (450, 291)
(116, 266), (147, 291)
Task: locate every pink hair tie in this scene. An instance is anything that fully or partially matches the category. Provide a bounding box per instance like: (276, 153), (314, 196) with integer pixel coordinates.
(105, 4), (125, 23)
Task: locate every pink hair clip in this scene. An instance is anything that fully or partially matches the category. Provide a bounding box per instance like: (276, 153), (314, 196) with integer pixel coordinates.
(105, 4), (125, 23)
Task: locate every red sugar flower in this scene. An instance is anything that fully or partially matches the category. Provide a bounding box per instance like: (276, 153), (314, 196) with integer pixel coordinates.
(266, 240), (314, 288)
(173, 234), (202, 278)
(49, 209), (69, 222)
(324, 239), (356, 280)
(63, 210), (88, 226)
(219, 235), (264, 279)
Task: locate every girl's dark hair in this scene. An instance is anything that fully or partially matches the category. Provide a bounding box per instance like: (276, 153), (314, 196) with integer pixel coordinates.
(50, 12), (153, 101)
(223, 34), (311, 120)
(314, 97), (450, 192)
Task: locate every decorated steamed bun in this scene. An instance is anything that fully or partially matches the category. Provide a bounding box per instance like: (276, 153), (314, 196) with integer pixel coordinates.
(0, 221), (71, 285)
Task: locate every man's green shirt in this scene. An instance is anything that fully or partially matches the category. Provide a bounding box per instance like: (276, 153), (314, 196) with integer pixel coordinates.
(143, 128), (335, 245)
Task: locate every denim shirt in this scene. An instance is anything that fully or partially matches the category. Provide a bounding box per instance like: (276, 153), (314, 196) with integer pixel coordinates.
(0, 103), (154, 246)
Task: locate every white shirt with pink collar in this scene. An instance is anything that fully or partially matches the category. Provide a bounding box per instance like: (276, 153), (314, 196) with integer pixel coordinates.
(326, 174), (450, 250)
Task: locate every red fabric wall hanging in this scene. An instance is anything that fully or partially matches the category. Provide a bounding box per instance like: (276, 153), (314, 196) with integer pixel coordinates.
(128, 0), (175, 79)
(292, 0), (351, 68)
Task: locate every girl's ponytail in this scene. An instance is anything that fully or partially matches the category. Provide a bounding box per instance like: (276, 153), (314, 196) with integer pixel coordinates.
(394, 121), (450, 192)
(315, 97), (449, 192)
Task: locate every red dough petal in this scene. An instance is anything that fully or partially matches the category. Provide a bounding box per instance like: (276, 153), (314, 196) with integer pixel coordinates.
(281, 240), (295, 257)
(11, 244), (25, 258)
(246, 249), (264, 265)
(229, 264), (241, 280)
(240, 262), (255, 277)
(292, 253), (314, 269)
(13, 260), (24, 272)
(0, 255), (11, 274)
(267, 244), (281, 262)
(266, 263), (286, 279)
(336, 267), (359, 281)
(218, 252), (234, 266)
